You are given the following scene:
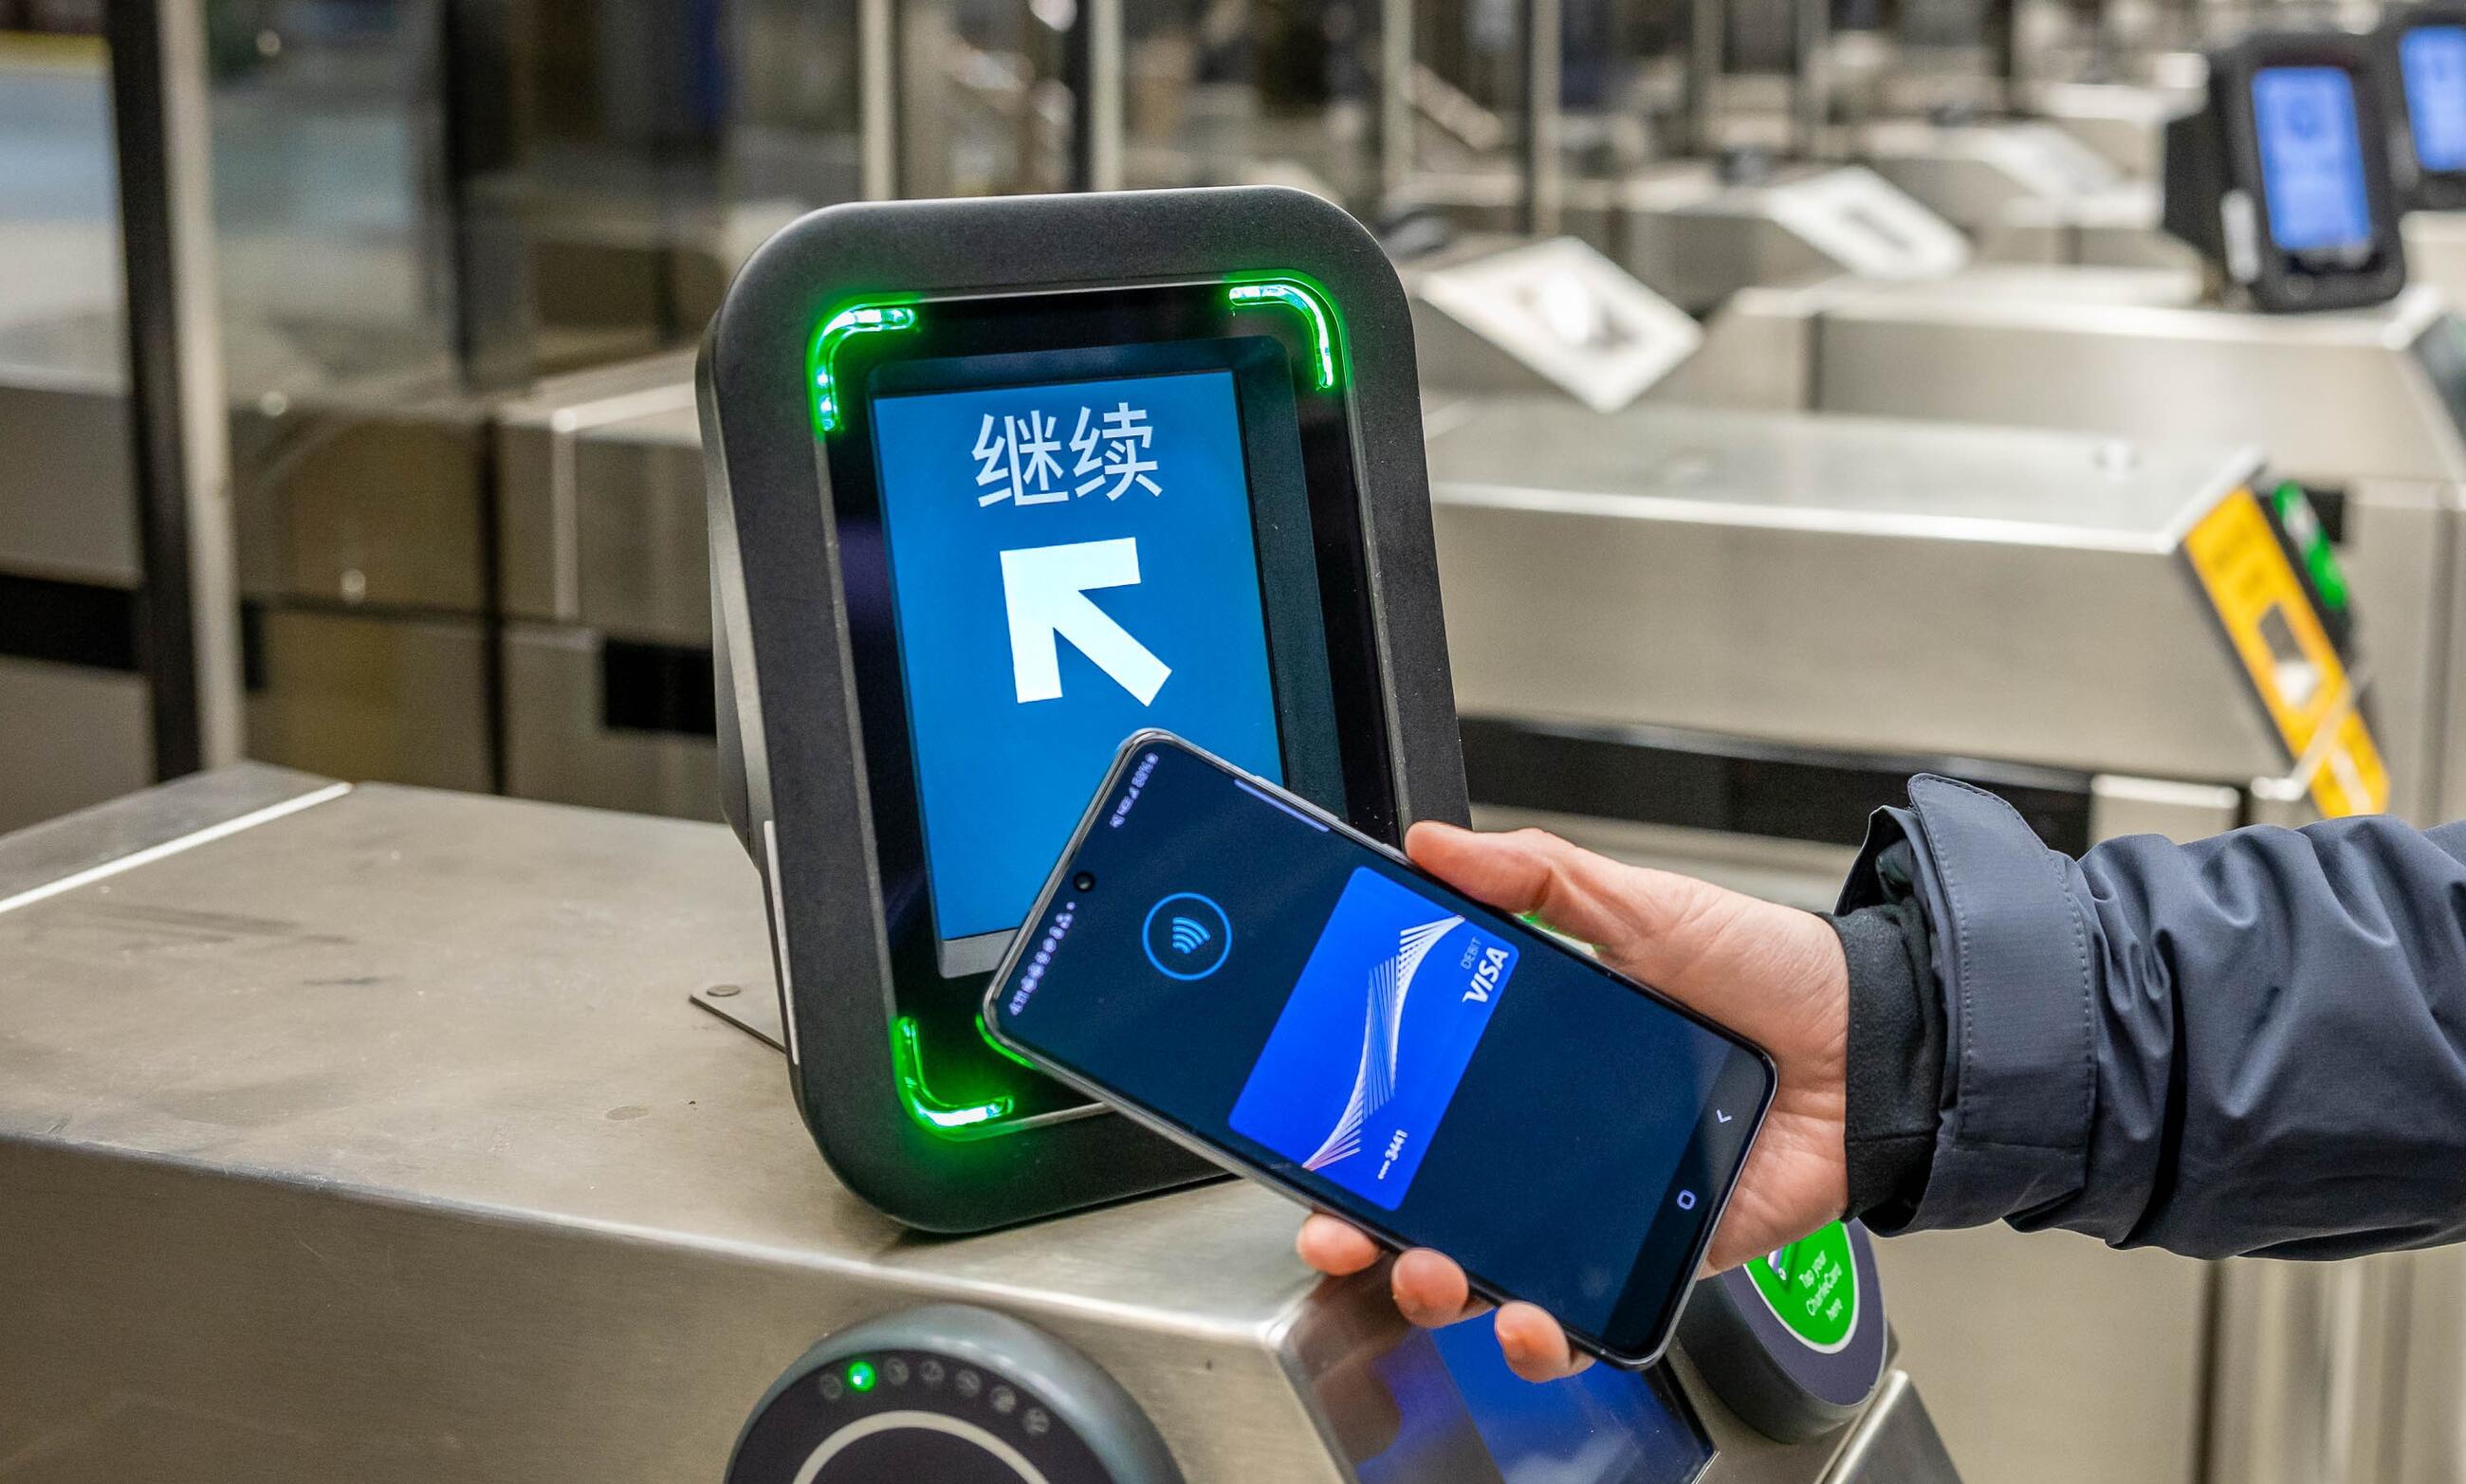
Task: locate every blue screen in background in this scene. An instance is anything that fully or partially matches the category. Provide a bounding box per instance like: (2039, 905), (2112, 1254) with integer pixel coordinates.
(871, 370), (1283, 944)
(2405, 27), (2466, 173)
(2253, 66), (2374, 251)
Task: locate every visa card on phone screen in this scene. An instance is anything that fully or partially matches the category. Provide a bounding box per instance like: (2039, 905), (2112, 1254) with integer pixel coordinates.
(1230, 868), (1519, 1209)
(985, 734), (1775, 1365)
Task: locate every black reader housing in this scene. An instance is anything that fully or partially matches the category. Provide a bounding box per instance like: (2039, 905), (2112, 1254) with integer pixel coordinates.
(697, 188), (1468, 1232)
(2163, 30), (2410, 311)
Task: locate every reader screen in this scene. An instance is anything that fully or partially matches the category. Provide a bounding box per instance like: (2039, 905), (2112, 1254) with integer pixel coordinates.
(870, 367), (1289, 949)
(2252, 65), (2375, 251)
(2404, 25), (2466, 173)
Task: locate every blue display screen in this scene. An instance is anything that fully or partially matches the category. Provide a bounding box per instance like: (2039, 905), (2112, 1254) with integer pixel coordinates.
(2252, 66), (2374, 251)
(871, 370), (1286, 946)
(2405, 26), (2466, 173)
(1349, 1316), (1712, 1484)
(995, 741), (1773, 1351)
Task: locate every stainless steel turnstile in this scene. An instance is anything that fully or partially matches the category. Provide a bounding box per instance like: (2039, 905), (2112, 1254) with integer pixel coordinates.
(0, 767), (1964, 1484)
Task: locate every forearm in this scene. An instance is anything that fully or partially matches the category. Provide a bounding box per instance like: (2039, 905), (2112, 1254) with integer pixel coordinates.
(1837, 777), (2466, 1258)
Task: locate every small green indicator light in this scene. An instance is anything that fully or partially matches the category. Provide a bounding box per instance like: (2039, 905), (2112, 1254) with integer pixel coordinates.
(2272, 481), (2351, 613)
(807, 300), (921, 438)
(891, 1017), (1016, 1137)
(1225, 275), (1343, 391)
(846, 1361), (876, 1393)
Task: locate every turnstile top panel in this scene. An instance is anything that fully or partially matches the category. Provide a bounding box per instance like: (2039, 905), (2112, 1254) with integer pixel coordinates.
(0, 779), (1321, 1338)
(1780, 266), (2450, 341)
(1426, 400), (2262, 550)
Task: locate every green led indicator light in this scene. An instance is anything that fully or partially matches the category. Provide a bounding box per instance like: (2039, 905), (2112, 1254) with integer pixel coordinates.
(807, 300), (921, 438)
(846, 1361), (876, 1393)
(2271, 481), (2351, 613)
(891, 1017), (1016, 1137)
(1224, 275), (1343, 391)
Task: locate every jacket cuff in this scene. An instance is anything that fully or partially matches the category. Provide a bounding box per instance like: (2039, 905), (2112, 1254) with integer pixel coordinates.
(1841, 776), (2094, 1233)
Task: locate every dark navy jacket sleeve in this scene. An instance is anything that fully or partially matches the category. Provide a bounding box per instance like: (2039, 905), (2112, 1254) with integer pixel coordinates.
(1839, 775), (2466, 1260)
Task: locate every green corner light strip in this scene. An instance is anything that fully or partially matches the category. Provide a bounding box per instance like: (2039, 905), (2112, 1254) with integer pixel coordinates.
(1225, 277), (1341, 391)
(891, 1016), (1014, 1137)
(808, 301), (920, 437)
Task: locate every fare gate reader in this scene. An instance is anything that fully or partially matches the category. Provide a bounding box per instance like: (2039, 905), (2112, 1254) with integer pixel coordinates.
(2380, 4), (2466, 312)
(2162, 30), (2412, 312)
(697, 187), (1468, 1232)
(2383, 3), (2466, 213)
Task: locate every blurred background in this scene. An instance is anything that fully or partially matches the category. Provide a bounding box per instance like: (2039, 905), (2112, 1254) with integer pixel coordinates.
(8, 5), (2466, 1482)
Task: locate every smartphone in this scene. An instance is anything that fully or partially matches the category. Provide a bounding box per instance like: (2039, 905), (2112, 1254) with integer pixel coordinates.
(984, 731), (1777, 1366)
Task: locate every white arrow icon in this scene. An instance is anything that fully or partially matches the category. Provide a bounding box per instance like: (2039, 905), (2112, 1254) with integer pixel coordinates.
(1001, 538), (1172, 705)
(1716, 1108), (1733, 1124)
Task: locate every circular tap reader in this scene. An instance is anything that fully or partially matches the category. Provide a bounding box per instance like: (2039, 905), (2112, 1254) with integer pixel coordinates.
(728, 1306), (1184, 1484)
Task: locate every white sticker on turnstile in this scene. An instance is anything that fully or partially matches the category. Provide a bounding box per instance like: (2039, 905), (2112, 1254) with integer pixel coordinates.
(1763, 169), (1972, 281)
(1974, 122), (2126, 198)
(1417, 237), (1704, 412)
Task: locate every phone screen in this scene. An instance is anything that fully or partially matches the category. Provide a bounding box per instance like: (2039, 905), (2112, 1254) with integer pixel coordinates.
(987, 737), (1775, 1362)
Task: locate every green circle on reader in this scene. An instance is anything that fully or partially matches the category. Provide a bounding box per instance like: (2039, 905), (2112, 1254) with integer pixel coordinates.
(1745, 1220), (1859, 1352)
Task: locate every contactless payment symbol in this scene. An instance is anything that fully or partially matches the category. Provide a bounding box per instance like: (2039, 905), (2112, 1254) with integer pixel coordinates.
(1229, 868), (1518, 1211)
(1143, 892), (1232, 980)
(1747, 1220), (1859, 1352)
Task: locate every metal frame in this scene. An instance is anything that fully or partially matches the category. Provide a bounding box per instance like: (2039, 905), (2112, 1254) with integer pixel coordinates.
(103, 0), (244, 780)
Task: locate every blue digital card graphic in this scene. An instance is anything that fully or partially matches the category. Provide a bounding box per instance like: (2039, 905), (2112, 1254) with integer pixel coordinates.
(1230, 868), (1520, 1210)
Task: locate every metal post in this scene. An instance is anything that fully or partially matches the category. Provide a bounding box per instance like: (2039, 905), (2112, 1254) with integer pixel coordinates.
(104, 0), (244, 780)
(1522, 0), (1563, 234)
(1068, 0), (1125, 192)
(1378, 0), (1416, 210)
(859, 0), (897, 198)
(1792, 0), (1831, 157)
(1684, 0), (1726, 158)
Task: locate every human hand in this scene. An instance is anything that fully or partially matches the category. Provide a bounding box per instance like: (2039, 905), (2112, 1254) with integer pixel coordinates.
(1296, 820), (1850, 1382)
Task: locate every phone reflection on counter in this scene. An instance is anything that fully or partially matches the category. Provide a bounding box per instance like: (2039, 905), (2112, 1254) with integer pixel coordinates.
(1327, 1310), (1714, 1484)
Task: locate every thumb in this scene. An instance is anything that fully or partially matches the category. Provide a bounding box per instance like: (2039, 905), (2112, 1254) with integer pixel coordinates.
(1404, 821), (1748, 998)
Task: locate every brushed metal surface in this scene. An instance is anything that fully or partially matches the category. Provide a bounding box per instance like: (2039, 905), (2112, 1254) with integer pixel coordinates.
(1426, 399), (2281, 784)
(1822, 1371), (1964, 1483)
(1871, 1227), (2208, 1484)
(1858, 119), (2124, 231)
(1700, 272), (2466, 826)
(243, 608), (492, 792)
(502, 622), (721, 820)
(0, 758), (329, 903)
(0, 656), (152, 835)
(494, 352), (702, 635)
(2205, 1255), (2414, 1484)
(0, 777), (1950, 1483)
(2402, 211), (2466, 318)
(229, 383), (495, 614)
(2088, 775), (2244, 844)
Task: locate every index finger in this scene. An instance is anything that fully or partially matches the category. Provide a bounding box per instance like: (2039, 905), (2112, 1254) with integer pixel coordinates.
(1297, 1213), (1384, 1275)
